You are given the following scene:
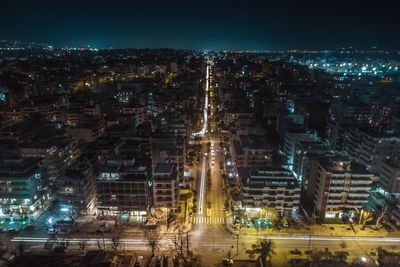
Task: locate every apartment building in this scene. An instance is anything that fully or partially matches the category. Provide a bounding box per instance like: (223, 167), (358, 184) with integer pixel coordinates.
(96, 155), (152, 215)
(283, 128), (316, 168)
(379, 159), (400, 194)
(152, 163), (178, 208)
(241, 168), (300, 215)
(231, 135), (273, 168)
(312, 156), (373, 218)
(57, 160), (96, 215)
(344, 127), (400, 175)
(0, 157), (50, 221)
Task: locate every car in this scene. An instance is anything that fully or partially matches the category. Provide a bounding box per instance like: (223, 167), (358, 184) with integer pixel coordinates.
(163, 255), (168, 266)
(134, 256), (143, 267)
(173, 255), (179, 266)
(94, 229), (103, 235)
(59, 228), (68, 234)
(156, 256), (162, 267)
(48, 228), (58, 235)
(221, 258), (234, 266)
(23, 225), (35, 232)
(8, 228), (19, 234)
(0, 228), (7, 233)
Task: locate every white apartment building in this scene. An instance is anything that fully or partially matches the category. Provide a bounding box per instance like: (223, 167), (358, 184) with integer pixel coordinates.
(152, 163), (178, 209)
(379, 159), (400, 194)
(312, 156), (373, 218)
(241, 168), (300, 215)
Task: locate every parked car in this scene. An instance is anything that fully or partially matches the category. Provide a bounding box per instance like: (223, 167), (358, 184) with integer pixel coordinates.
(221, 258), (234, 266)
(8, 228), (19, 234)
(134, 256), (143, 267)
(94, 229), (103, 235)
(163, 255), (168, 267)
(155, 256), (162, 267)
(48, 228), (58, 235)
(59, 228), (68, 234)
(173, 255), (179, 267)
(23, 225), (35, 232)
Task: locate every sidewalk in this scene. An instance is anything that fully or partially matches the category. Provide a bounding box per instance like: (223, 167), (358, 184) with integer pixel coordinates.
(72, 213), (193, 236)
(227, 222), (400, 238)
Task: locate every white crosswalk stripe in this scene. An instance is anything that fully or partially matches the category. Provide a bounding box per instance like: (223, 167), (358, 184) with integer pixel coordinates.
(193, 216), (225, 225)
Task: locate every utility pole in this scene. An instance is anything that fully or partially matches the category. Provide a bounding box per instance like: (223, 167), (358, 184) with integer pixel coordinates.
(236, 234), (239, 253)
(186, 231), (189, 256)
(166, 207), (168, 229)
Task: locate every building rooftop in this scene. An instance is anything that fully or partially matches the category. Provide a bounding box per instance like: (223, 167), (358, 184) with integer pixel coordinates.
(320, 156), (372, 175)
(243, 168), (298, 188)
(154, 163), (174, 174)
(383, 159), (400, 169)
(239, 135), (273, 150)
(0, 157), (41, 177)
(233, 140), (243, 155)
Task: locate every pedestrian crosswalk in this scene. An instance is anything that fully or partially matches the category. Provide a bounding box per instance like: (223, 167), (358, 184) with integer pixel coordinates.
(193, 216), (226, 224)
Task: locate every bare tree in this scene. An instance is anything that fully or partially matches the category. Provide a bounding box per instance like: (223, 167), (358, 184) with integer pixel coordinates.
(44, 237), (54, 253)
(17, 241), (25, 257)
(339, 240), (347, 253)
(376, 206), (388, 228)
(78, 236), (88, 255)
(54, 238), (70, 254)
(322, 248), (332, 260)
(376, 247), (400, 266)
(170, 229), (200, 267)
(110, 227), (122, 251)
(310, 250), (324, 264)
(170, 231), (188, 265)
(252, 239), (275, 266)
(144, 229), (162, 256)
(337, 241), (348, 261)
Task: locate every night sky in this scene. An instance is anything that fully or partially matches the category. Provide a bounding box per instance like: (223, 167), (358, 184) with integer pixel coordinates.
(1, 0), (399, 50)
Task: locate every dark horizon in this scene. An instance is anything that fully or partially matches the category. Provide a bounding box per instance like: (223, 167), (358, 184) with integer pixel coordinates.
(2, 0), (400, 50)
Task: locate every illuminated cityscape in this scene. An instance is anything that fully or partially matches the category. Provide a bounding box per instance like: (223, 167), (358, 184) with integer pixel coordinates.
(1, 0), (400, 266)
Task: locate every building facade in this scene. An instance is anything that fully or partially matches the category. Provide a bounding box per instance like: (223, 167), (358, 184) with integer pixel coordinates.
(152, 163), (178, 208)
(0, 157), (50, 221)
(241, 168), (300, 215)
(312, 157), (373, 218)
(57, 160), (96, 216)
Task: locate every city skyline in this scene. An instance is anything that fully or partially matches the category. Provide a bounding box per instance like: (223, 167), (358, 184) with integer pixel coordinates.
(1, 1), (400, 266)
(2, 0), (400, 50)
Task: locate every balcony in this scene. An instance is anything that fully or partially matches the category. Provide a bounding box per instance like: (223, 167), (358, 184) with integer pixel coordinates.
(350, 187), (371, 191)
(331, 180), (345, 185)
(330, 186), (343, 190)
(347, 199), (368, 204)
(351, 180), (372, 185)
(348, 193), (369, 198)
(327, 199), (342, 203)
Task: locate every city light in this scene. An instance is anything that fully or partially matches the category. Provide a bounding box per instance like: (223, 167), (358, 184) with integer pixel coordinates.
(1, 18), (399, 265)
